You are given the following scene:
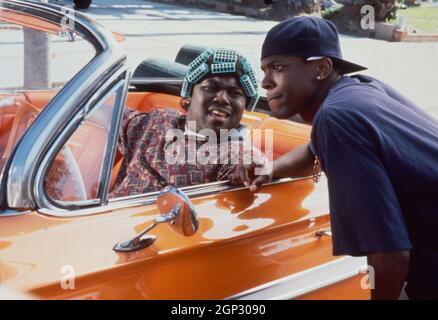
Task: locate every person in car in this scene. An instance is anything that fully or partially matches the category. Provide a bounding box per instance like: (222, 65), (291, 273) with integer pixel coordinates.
(111, 48), (261, 197)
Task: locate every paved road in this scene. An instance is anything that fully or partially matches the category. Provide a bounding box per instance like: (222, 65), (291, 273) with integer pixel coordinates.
(31, 1), (438, 118)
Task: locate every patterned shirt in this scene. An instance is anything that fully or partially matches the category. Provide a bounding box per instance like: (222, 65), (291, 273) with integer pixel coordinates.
(111, 108), (251, 197)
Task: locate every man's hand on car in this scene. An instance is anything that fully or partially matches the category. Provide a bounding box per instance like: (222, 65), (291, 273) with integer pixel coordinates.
(229, 154), (274, 192)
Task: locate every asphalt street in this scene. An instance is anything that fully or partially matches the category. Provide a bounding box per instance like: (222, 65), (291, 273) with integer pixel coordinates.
(22, 0), (438, 118)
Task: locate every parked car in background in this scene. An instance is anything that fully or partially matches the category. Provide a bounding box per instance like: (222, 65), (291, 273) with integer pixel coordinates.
(0, 0), (369, 299)
(74, 0), (91, 9)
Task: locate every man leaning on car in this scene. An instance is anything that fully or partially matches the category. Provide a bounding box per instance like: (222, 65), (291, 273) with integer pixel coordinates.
(231, 17), (438, 300)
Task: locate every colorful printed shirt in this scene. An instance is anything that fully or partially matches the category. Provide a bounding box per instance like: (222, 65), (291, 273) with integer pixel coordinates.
(111, 108), (253, 197)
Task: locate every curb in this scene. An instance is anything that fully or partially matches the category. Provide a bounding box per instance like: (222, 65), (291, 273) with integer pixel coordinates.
(148, 0), (438, 42)
(393, 29), (438, 42)
(148, 0), (290, 20)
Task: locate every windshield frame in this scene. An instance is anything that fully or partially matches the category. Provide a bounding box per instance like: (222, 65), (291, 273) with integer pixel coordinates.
(0, 0), (126, 211)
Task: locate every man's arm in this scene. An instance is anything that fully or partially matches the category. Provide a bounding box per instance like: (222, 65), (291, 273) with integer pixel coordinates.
(367, 250), (410, 300)
(229, 143), (315, 191)
(272, 143), (315, 178)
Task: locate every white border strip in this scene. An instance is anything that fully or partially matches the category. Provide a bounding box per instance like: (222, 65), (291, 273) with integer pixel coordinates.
(226, 256), (368, 300)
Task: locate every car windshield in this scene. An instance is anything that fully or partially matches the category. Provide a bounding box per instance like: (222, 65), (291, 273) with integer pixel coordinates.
(0, 7), (95, 174)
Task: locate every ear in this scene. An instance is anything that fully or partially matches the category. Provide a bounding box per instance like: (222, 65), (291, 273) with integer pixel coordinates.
(315, 58), (333, 81)
(181, 98), (191, 111)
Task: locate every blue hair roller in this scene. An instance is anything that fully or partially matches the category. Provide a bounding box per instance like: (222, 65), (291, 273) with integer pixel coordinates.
(181, 78), (192, 98)
(188, 48), (213, 72)
(211, 63), (236, 74)
(213, 48), (238, 64)
(187, 63), (209, 84)
(240, 74), (257, 98)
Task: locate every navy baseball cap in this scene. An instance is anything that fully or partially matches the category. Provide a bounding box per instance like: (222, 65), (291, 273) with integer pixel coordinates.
(261, 16), (367, 74)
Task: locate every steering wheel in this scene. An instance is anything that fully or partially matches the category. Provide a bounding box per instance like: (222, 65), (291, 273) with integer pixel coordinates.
(2, 95), (88, 202)
(60, 146), (87, 201)
(46, 145), (87, 202)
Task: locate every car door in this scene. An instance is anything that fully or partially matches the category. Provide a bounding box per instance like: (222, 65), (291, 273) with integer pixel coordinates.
(0, 0), (369, 300)
(0, 59), (368, 299)
(2, 85), (367, 300)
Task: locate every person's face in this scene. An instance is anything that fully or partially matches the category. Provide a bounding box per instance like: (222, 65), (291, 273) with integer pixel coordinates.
(186, 76), (247, 133)
(261, 55), (318, 119)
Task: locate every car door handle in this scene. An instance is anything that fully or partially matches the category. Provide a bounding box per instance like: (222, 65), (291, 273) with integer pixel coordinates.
(315, 229), (332, 238)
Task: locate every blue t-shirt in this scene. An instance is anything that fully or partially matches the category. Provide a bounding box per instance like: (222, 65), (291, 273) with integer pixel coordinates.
(310, 75), (438, 298)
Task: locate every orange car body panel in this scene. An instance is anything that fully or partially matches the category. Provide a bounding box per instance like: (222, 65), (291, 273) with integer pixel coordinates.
(0, 90), (369, 299)
(2, 177), (351, 299)
(297, 274), (370, 300)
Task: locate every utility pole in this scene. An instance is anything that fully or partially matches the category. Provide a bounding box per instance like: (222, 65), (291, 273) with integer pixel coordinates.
(23, 0), (50, 89)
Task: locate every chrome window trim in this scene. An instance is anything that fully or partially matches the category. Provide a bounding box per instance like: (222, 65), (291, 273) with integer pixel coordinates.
(225, 256), (368, 300)
(2, 0), (126, 209)
(2, 0), (107, 52)
(0, 89), (64, 94)
(100, 71), (131, 205)
(0, 209), (32, 217)
(130, 78), (184, 86)
(36, 176), (313, 218)
(108, 175), (313, 203)
(33, 68), (129, 212)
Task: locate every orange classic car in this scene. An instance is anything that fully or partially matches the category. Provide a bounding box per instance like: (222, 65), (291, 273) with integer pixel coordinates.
(0, 0), (369, 300)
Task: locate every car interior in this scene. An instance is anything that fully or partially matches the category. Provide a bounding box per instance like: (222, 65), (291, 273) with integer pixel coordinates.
(0, 55), (311, 206)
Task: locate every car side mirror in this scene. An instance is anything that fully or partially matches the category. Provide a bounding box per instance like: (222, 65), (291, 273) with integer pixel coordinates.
(156, 186), (199, 237)
(113, 186), (199, 252)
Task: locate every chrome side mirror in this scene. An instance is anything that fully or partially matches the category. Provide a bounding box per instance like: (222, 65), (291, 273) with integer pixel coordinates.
(113, 186), (199, 252)
(156, 186), (199, 237)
